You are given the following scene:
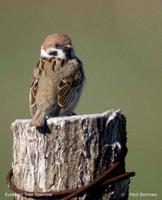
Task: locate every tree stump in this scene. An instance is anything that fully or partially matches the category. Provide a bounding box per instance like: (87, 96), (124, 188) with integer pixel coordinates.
(11, 110), (130, 200)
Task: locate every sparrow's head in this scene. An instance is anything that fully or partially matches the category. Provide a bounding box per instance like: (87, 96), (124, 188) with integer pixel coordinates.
(40, 33), (74, 59)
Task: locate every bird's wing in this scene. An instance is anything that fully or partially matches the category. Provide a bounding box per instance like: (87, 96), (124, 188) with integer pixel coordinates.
(58, 59), (83, 109)
(29, 60), (45, 116)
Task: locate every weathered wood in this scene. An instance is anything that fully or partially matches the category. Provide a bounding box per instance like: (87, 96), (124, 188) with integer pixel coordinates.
(11, 110), (130, 200)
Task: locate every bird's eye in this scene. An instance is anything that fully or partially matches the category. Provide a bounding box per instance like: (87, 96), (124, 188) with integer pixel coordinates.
(55, 43), (61, 48)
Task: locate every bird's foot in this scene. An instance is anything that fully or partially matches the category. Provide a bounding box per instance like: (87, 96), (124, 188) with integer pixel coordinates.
(36, 120), (51, 134)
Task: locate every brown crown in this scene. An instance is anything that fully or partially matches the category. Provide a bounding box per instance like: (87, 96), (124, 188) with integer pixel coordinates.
(42, 33), (72, 51)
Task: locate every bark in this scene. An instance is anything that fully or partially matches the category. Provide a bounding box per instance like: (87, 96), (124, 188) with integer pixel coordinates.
(11, 110), (130, 200)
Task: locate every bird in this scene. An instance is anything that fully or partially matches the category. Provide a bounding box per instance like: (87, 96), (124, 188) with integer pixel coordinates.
(29, 33), (85, 129)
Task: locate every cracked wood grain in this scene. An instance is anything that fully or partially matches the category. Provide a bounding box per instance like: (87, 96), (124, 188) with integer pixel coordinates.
(11, 110), (130, 200)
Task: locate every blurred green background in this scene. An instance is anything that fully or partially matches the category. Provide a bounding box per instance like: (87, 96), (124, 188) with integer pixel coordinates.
(0, 0), (162, 199)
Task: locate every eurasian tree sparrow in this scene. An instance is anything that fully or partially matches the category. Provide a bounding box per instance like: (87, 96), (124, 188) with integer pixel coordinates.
(29, 33), (85, 128)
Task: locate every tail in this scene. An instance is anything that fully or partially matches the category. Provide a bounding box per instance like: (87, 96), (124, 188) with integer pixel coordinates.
(30, 110), (46, 128)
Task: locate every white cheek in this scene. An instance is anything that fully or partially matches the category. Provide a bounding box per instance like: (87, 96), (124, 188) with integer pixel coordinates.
(40, 47), (66, 59)
(40, 47), (51, 58)
(56, 49), (66, 59)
